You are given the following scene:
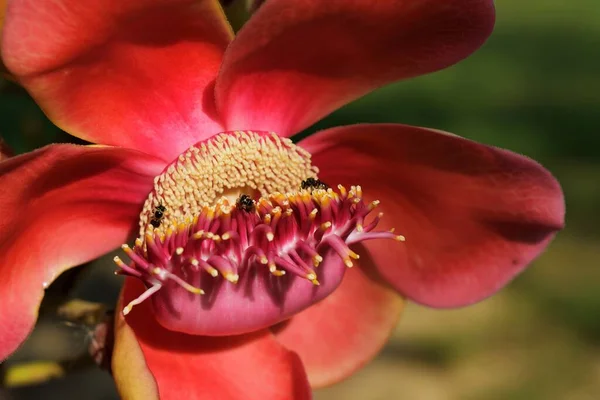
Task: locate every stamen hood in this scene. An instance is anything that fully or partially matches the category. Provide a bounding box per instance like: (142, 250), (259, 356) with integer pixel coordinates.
(116, 131), (402, 336)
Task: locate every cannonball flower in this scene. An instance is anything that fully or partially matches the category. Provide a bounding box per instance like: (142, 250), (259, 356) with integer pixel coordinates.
(0, 0), (564, 399)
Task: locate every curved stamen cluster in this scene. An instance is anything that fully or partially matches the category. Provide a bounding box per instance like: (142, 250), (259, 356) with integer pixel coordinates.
(116, 185), (404, 317)
(115, 131), (405, 335)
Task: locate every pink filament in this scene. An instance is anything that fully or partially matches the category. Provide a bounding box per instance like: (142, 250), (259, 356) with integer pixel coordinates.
(118, 186), (400, 317)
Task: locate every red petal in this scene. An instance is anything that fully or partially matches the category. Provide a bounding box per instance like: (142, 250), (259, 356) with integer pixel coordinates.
(0, 145), (163, 361)
(2, 0), (233, 161)
(272, 266), (404, 388)
(216, 0), (494, 136)
(300, 124), (565, 307)
(113, 279), (312, 400)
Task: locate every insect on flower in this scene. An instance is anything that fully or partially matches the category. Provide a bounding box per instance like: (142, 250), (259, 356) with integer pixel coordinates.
(236, 194), (256, 213)
(300, 177), (329, 191)
(149, 203), (167, 228)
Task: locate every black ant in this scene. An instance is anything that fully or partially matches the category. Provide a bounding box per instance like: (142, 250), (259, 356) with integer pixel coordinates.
(150, 204), (166, 228)
(236, 194), (255, 213)
(301, 177), (328, 191)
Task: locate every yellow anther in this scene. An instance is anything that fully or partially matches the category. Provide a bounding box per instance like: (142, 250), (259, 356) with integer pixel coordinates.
(260, 256), (269, 264)
(344, 258), (354, 268)
(320, 221), (332, 231)
(396, 235), (406, 242)
(175, 247), (184, 255)
(224, 273), (240, 284)
(300, 191), (312, 203)
(309, 209), (318, 220)
(206, 208), (215, 219)
(221, 198), (231, 207)
(269, 264), (286, 276)
(221, 232), (231, 240)
(356, 223), (364, 232)
(180, 282), (205, 295)
(193, 230), (205, 239)
(272, 193), (286, 202)
(313, 254), (323, 267)
(348, 250), (360, 260)
(266, 232), (274, 242)
(258, 198), (272, 209)
(113, 256), (126, 268)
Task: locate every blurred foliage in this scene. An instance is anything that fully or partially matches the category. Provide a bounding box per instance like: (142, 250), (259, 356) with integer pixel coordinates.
(0, 0), (598, 399)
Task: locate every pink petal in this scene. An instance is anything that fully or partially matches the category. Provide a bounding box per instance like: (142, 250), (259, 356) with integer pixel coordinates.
(300, 124), (565, 307)
(2, 0), (233, 161)
(0, 144), (164, 361)
(150, 252), (347, 336)
(216, 0), (494, 136)
(273, 266), (404, 388)
(113, 279), (312, 400)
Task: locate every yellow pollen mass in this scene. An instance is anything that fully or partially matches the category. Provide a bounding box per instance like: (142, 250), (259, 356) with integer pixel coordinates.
(138, 131), (319, 238)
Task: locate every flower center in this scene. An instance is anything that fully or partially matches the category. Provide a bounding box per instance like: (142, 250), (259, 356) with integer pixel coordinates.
(115, 131), (404, 336)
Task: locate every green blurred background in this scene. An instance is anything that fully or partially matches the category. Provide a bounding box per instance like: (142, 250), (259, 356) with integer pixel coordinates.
(1, 0), (599, 399)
